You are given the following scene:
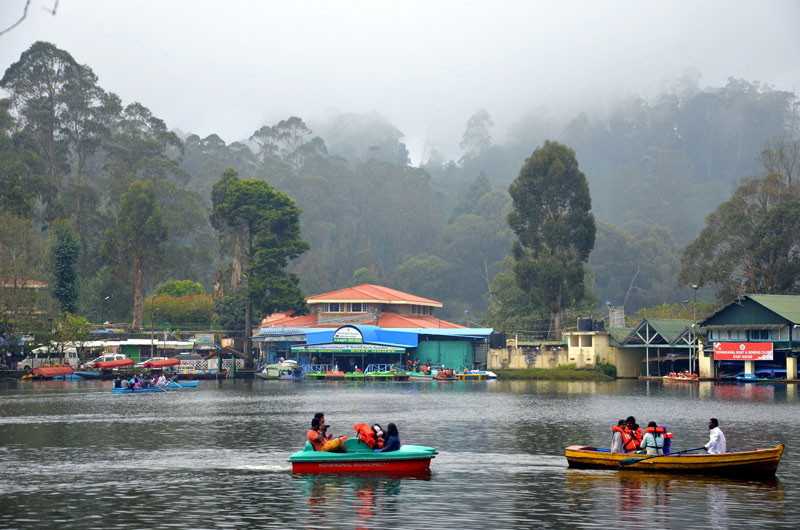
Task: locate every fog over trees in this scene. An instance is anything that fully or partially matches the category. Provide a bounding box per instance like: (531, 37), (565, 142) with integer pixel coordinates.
(0, 34), (798, 340)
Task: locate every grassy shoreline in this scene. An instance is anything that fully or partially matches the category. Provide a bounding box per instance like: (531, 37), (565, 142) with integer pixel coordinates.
(495, 368), (615, 381)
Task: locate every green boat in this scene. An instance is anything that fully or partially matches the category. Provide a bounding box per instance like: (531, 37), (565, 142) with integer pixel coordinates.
(289, 438), (437, 474)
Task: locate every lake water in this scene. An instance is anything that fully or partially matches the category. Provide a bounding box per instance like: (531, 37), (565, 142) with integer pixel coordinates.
(1, 378), (798, 528)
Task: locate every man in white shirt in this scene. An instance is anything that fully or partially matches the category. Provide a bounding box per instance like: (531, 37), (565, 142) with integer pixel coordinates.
(704, 418), (726, 454)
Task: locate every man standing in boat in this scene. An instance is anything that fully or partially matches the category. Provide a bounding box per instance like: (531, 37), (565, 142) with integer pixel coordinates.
(308, 413), (347, 452)
(704, 418), (726, 454)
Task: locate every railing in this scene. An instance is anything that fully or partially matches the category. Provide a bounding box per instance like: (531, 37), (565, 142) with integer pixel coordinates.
(304, 364), (332, 374)
(364, 363), (394, 373)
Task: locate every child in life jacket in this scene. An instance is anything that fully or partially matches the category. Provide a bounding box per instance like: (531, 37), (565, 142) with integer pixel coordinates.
(622, 416), (642, 453)
(659, 424), (674, 454)
(610, 419), (626, 453)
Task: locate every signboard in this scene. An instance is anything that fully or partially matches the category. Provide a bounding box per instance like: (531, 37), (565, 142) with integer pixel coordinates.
(194, 333), (215, 350)
(333, 326), (363, 343)
(713, 342), (773, 361)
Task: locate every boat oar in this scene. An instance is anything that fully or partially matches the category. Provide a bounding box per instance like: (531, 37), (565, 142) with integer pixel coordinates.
(620, 447), (706, 467)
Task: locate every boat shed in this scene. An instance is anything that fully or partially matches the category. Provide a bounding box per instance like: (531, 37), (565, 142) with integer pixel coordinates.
(699, 294), (800, 378)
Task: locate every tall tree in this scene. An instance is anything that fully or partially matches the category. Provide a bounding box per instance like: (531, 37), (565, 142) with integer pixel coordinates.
(680, 140), (800, 298)
(47, 219), (81, 313)
(460, 109), (494, 160)
(112, 180), (168, 329)
(211, 176), (309, 360)
(507, 140), (596, 337)
(1, 41), (78, 207)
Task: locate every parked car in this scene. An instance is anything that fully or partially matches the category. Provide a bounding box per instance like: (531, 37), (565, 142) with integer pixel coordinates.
(18, 350), (79, 370)
(134, 356), (169, 368)
(82, 353), (128, 369)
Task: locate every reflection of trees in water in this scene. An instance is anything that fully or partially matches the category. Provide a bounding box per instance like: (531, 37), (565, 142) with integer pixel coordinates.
(294, 474), (420, 528)
(564, 469), (783, 527)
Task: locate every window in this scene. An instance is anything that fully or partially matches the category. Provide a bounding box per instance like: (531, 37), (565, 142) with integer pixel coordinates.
(327, 303), (341, 313)
(350, 303), (362, 312)
(750, 329), (770, 340)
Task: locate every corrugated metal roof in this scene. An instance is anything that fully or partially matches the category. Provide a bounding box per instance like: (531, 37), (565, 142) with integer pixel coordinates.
(645, 319), (693, 342)
(748, 295), (800, 323)
(608, 327), (633, 344)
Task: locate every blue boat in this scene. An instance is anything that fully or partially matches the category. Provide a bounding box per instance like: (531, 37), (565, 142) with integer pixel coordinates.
(111, 380), (199, 394)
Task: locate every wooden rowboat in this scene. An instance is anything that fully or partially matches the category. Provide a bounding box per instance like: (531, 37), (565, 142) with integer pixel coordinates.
(565, 444), (784, 479)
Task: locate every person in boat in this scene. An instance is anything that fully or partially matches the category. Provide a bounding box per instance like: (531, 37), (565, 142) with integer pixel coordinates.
(308, 414), (347, 452)
(375, 423), (400, 452)
(114, 376), (122, 389)
(622, 416), (642, 453)
(610, 419), (626, 453)
(704, 418), (727, 454)
(640, 421), (666, 455)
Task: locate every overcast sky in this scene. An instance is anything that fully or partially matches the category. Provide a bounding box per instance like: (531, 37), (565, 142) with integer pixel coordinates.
(1, 0), (798, 161)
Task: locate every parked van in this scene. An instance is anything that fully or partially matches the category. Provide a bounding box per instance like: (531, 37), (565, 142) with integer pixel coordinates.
(82, 353), (128, 369)
(18, 350), (79, 370)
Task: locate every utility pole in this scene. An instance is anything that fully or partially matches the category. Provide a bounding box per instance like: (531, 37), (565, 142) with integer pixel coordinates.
(692, 284), (698, 375)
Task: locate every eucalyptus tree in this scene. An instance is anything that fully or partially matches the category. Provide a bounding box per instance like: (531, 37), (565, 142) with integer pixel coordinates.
(507, 140), (596, 338)
(0, 41), (76, 206)
(104, 179), (168, 329)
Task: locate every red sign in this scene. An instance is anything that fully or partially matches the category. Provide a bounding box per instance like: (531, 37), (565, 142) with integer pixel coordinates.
(713, 342), (773, 361)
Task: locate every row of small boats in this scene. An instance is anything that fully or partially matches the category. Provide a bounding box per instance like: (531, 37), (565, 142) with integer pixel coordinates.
(289, 440), (784, 478)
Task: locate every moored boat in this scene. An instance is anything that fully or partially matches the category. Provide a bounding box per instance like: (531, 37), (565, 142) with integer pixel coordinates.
(564, 444), (784, 478)
(407, 372), (433, 381)
(455, 370), (497, 381)
(433, 369), (456, 381)
(21, 365), (75, 380)
(289, 438), (437, 474)
(662, 371), (699, 382)
(256, 360), (304, 380)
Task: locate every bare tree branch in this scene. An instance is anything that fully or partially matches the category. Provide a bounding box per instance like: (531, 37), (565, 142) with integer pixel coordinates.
(0, 0), (31, 37)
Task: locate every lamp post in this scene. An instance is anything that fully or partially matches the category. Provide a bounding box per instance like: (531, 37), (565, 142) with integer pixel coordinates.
(465, 310), (470, 328)
(692, 284), (698, 375)
(100, 295), (110, 326)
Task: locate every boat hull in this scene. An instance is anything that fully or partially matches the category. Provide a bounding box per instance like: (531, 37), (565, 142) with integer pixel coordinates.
(289, 440), (437, 475)
(565, 445), (784, 478)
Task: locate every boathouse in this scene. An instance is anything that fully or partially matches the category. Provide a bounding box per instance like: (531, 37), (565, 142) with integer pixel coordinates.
(254, 284), (492, 369)
(699, 294), (800, 379)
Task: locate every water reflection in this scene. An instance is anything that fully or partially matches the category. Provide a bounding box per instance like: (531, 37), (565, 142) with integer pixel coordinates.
(293, 473), (426, 529)
(565, 469), (784, 528)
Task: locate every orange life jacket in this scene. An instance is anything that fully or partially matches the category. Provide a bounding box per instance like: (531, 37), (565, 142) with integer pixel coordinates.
(353, 423), (384, 449)
(623, 426), (642, 452)
(612, 425), (625, 434)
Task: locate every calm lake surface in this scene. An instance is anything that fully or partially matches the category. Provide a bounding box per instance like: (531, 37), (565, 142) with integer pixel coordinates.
(1, 378), (798, 529)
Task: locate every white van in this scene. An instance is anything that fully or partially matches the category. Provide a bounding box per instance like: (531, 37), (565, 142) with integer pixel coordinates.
(18, 350), (80, 370)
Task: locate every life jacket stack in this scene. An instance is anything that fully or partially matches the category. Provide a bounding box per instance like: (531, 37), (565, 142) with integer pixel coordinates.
(353, 423), (384, 449)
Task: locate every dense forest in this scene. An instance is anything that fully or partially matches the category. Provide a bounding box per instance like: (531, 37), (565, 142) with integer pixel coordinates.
(1, 42), (798, 343)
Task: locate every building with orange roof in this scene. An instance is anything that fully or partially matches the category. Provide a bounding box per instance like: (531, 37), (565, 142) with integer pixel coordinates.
(254, 284), (494, 371)
(259, 283), (463, 329)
